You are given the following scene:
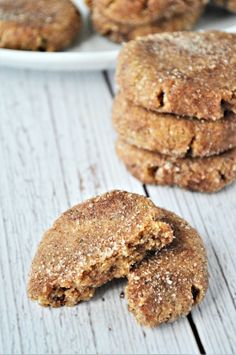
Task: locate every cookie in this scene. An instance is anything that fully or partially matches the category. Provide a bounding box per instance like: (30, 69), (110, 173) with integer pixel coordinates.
(116, 140), (236, 192)
(113, 93), (236, 158)
(92, 5), (204, 43)
(213, 0), (236, 12)
(116, 31), (236, 120)
(28, 190), (174, 307)
(126, 209), (208, 327)
(92, 0), (206, 26)
(84, 0), (93, 8)
(0, 0), (81, 51)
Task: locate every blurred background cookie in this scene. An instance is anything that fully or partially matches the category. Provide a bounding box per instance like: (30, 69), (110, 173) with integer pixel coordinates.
(87, 0), (207, 43)
(0, 0), (82, 51)
(212, 0), (236, 12)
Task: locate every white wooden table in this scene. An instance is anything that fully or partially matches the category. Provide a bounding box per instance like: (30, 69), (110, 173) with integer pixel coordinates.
(1, 14), (236, 355)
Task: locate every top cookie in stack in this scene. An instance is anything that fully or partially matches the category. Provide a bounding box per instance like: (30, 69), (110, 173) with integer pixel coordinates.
(87, 0), (208, 43)
(114, 31), (236, 192)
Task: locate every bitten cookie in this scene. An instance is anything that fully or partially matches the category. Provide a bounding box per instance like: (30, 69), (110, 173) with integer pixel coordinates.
(213, 0), (236, 12)
(113, 93), (236, 158)
(0, 0), (81, 51)
(28, 190), (173, 307)
(116, 31), (236, 120)
(126, 209), (208, 327)
(116, 140), (236, 192)
(91, 3), (205, 43)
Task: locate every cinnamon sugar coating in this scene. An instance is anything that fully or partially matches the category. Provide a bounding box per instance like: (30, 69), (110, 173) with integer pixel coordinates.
(91, 5), (204, 43)
(113, 93), (236, 158)
(0, 0), (81, 51)
(126, 209), (208, 327)
(28, 190), (173, 307)
(116, 140), (236, 192)
(213, 0), (236, 12)
(117, 31), (236, 120)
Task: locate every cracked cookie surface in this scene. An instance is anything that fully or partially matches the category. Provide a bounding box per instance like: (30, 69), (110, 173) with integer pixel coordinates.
(126, 209), (208, 327)
(113, 93), (236, 158)
(117, 31), (236, 120)
(0, 0), (81, 51)
(116, 140), (236, 192)
(28, 190), (173, 307)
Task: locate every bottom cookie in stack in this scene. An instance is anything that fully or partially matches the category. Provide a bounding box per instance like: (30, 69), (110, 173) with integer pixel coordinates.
(116, 140), (236, 193)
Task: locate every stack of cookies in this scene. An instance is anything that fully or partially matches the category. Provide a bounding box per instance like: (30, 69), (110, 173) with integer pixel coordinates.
(86, 0), (208, 43)
(114, 31), (236, 193)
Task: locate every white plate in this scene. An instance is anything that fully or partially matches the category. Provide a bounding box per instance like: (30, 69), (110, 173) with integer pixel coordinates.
(0, 1), (235, 71)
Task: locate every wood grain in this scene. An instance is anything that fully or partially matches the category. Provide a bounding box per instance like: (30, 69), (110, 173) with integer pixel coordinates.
(0, 66), (235, 354)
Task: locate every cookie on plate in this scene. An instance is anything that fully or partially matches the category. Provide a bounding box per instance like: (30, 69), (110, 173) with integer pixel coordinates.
(28, 190), (173, 307)
(93, 0), (205, 26)
(0, 0), (81, 51)
(113, 93), (236, 158)
(116, 140), (236, 192)
(117, 31), (236, 120)
(126, 209), (208, 327)
(92, 4), (205, 43)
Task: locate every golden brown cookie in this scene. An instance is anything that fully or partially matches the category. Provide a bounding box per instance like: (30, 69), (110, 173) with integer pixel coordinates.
(84, 0), (93, 8)
(113, 93), (236, 158)
(126, 209), (208, 327)
(116, 140), (236, 192)
(213, 0), (236, 12)
(0, 0), (81, 51)
(92, 5), (205, 43)
(116, 31), (236, 120)
(28, 190), (174, 307)
(93, 0), (206, 26)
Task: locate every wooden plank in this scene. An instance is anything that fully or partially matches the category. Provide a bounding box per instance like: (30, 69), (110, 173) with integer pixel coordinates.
(0, 68), (199, 354)
(0, 69), (96, 355)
